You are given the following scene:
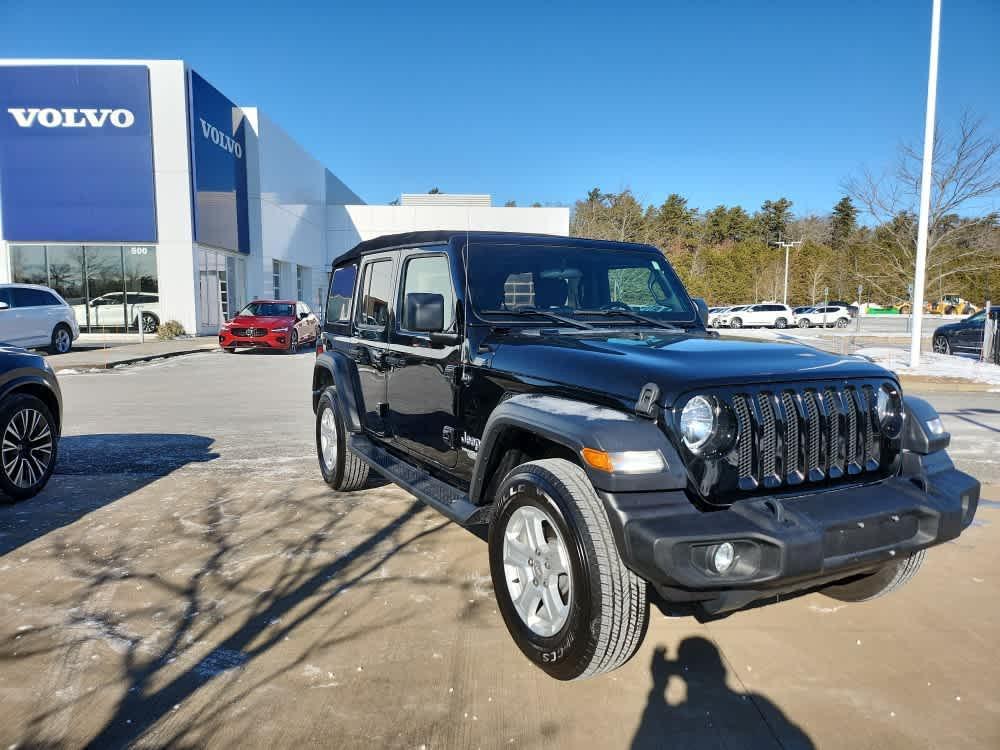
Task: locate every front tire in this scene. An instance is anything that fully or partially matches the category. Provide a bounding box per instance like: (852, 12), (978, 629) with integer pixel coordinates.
(774, 317), (788, 329)
(315, 388), (369, 491)
(141, 312), (159, 334)
(836, 317), (849, 328)
(0, 394), (58, 503)
(488, 459), (649, 680)
(286, 329), (299, 354)
(49, 324), (72, 355)
(933, 336), (951, 355)
(821, 550), (925, 602)
(729, 317), (743, 329)
(798, 318), (810, 328)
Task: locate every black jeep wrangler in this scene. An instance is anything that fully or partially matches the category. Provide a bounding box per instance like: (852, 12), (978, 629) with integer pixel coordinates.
(312, 231), (979, 681)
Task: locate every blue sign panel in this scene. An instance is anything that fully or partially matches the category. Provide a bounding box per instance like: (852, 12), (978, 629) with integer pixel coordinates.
(0, 65), (156, 242)
(188, 71), (249, 254)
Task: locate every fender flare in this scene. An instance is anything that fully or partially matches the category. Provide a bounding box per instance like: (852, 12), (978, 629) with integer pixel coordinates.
(469, 393), (686, 503)
(313, 351), (364, 432)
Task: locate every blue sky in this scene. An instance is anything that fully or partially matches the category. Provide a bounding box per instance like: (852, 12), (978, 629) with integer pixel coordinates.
(2, 0), (997, 215)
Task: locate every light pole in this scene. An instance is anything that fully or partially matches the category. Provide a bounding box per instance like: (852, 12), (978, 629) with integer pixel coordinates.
(909, 0), (941, 369)
(773, 238), (803, 305)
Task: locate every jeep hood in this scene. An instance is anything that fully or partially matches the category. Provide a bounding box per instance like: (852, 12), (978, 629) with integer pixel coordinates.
(487, 331), (896, 406)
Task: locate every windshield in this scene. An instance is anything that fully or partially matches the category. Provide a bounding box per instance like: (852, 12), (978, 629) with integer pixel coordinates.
(240, 302), (294, 317)
(467, 243), (696, 323)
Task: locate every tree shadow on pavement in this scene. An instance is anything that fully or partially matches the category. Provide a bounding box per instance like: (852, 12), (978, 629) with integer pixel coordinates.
(1, 481), (455, 748)
(0, 433), (218, 555)
(631, 638), (814, 750)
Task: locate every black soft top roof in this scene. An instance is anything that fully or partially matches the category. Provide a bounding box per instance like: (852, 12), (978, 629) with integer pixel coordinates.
(331, 231), (653, 267)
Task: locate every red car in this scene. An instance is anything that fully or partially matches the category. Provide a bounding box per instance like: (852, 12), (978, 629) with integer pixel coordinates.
(219, 300), (320, 353)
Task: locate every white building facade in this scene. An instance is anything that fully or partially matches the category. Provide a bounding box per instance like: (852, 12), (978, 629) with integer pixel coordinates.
(0, 60), (568, 335)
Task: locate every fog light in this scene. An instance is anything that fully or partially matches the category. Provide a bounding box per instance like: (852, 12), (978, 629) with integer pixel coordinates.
(712, 542), (736, 574)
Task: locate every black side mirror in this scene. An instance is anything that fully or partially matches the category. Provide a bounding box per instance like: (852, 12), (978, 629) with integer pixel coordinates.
(693, 297), (709, 326)
(299, 311), (308, 320)
(406, 292), (445, 332)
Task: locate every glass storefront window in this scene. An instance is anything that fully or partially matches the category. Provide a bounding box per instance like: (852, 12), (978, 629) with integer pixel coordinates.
(8, 244), (159, 334)
(46, 245), (88, 327)
(10, 246), (48, 286)
(124, 246), (159, 333)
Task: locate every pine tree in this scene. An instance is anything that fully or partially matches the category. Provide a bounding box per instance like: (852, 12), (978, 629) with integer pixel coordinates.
(830, 196), (857, 249)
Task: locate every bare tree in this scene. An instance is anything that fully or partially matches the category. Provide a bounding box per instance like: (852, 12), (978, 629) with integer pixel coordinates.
(846, 113), (1000, 301)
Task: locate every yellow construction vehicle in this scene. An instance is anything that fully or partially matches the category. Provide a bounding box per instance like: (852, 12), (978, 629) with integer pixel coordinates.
(898, 294), (979, 316)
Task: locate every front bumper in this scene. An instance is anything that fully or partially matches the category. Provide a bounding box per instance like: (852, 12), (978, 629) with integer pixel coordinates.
(219, 330), (289, 350)
(600, 455), (979, 613)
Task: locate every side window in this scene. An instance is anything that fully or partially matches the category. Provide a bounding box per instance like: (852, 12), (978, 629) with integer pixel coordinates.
(300, 302), (312, 316)
(399, 254), (456, 332)
(0, 288), (12, 308)
(326, 264), (357, 323)
(12, 288), (58, 307)
(355, 260), (393, 329)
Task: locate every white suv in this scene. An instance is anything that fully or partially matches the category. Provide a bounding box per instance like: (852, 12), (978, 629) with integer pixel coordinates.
(726, 303), (794, 329)
(796, 305), (852, 329)
(0, 284), (80, 354)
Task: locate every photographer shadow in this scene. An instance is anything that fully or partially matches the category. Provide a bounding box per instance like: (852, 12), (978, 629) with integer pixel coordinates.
(631, 637), (814, 750)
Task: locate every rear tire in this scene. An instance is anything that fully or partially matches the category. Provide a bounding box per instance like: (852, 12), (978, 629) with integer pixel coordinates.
(488, 458), (649, 680)
(821, 550), (925, 602)
(774, 317), (788, 329)
(49, 324), (72, 355)
(223, 347), (236, 354)
(0, 394), (58, 503)
(729, 317), (743, 329)
(836, 317), (849, 328)
(316, 388), (369, 491)
(798, 318), (810, 328)
(140, 313), (159, 334)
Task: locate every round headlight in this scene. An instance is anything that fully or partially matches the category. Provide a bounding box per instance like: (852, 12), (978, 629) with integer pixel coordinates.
(680, 395), (717, 452)
(876, 385), (903, 437)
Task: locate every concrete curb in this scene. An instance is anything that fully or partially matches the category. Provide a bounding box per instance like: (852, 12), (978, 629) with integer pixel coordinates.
(897, 375), (999, 393)
(53, 344), (218, 372)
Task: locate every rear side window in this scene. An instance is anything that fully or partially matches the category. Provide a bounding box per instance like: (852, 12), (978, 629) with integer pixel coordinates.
(11, 288), (59, 307)
(355, 260), (393, 328)
(326, 264), (357, 323)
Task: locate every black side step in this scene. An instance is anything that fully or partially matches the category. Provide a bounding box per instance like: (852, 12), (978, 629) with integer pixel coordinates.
(348, 435), (490, 526)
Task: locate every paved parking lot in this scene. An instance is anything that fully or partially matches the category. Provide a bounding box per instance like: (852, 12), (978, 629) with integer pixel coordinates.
(1, 350), (998, 749)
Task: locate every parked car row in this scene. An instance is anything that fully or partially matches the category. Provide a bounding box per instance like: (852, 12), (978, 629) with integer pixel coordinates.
(706, 303), (854, 329)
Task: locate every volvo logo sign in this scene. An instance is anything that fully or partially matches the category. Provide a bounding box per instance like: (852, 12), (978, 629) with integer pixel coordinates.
(199, 117), (243, 159)
(6, 107), (136, 128)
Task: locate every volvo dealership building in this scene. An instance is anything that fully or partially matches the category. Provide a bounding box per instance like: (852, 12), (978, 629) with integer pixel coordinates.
(0, 60), (568, 335)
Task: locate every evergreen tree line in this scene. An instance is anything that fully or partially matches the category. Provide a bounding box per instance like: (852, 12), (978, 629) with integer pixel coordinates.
(569, 115), (1000, 308)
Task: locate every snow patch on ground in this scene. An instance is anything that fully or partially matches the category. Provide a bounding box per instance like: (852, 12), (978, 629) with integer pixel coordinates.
(854, 347), (1000, 385)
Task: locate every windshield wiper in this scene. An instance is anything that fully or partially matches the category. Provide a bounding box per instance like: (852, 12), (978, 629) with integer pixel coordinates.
(574, 308), (682, 331)
(479, 308), (594, 330)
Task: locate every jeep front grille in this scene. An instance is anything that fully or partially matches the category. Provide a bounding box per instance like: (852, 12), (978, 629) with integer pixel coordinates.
(678, 379), (901, 503)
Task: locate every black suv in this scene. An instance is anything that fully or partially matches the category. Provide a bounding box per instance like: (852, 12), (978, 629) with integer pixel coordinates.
(312, 231), (979, 681)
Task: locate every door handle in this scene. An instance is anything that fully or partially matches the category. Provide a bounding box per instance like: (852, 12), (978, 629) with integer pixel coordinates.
(384, 353), (406, 368)
(349, 345), (368, 364)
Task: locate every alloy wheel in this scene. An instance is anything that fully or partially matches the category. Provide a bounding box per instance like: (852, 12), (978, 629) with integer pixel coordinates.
(319, 407), (338, 472)
(933, 337), (951, 355)
(502, 505), (573, 637)
(2, 408), (53, 489)
(142, 314), (158, 334)
(55, 329), (71, 353)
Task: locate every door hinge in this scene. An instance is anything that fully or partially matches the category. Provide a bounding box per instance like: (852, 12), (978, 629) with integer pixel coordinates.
(445, 364), (472, 385)
(442, 425), (457, 448)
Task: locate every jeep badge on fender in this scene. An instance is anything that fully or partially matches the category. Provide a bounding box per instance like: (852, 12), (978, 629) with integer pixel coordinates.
(311, 231), (980, 681)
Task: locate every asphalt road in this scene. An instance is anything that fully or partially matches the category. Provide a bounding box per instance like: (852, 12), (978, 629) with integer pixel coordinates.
(1, 350), (998, 749)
